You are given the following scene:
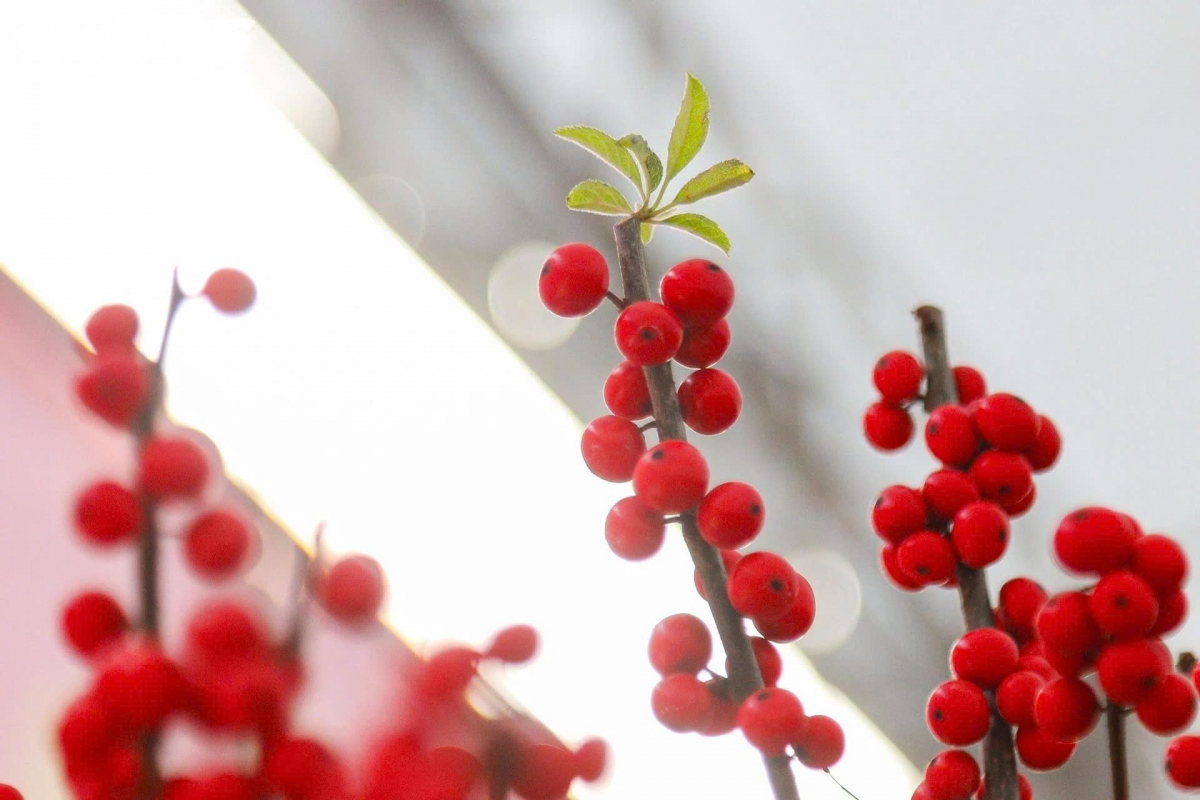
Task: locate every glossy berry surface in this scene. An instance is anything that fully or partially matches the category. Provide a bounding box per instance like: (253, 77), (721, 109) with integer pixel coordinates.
(538, 243), (609, 317)
(952, 365), (987, 404)
(1025, 415), (1061, 472)
(203, 268), (257, 314)
(950, 627), (1019, 688)
(998, 578), (1048, 641)
(62, 592), (127, 658)
(872, 351), (923, 404)
(897, 532), (956, 586)
(1053, 506), (1137, 575)
(872, 485), (927, 544)
(632, 441), (709, 514)
(968, 450), (1032, 504)
(950, 502), (1009, 569)
(728, 552), (799, 621)
(1132, 534), (1188, 595)
(737, 687), (806, 755)
(74, 481), (141, 546)
(1097, 637), (1171, 706)
(580, 415), (646, 482)
(880, 543), (923, 591)
(1034, 677), (1099, 742)
(972, 393), (1039, 452)
(678, 368), (741, 435)
(697, 481), (764, 549)
(603, 360), (653, 420)
(660, 259), (734, 327)
(1135, 673), (1197, 735)
(1035, 591), (1101, 661)
(926, 680), (990, 746)
(924, 405), (979, 467)
(1089, 570), (1158, 640)
(924, 749), (980, 800)
(794, 715), (844, 769)
(138, 437), (209, 499)
(86, 304), (139, 353)
(864, 402), (914, 451)
(319, 555), (385, 626)
(614, 301), (683, 366)
(923, 469), (980, 521)
(183, 510), (254, 581)
(674, 319), (731, 369)
(752, 578), (816, 643)
(649, 614), (712, 676)
(997, 671), (1045, 727)
(604, 496), (665, 561)
(1166, 735), (1200, 788)
(651, 674), (713, 732)
(1016, 724), (1075, 771)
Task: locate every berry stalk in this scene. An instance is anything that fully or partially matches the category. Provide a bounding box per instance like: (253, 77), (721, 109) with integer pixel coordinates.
(613, 215), (801, 800)
(1106, 705), (1128, 800)
(914, 305), (1019, 800)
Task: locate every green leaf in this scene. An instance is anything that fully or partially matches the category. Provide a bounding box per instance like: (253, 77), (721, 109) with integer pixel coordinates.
(658, 212), (731, 253)
(667, 159), (754, 207)
(565, 180), (633, 216)
(619, 134), (663, 194)
(554, 126), (644, 194)
(665, 73), (710, 183)
(641, 222), (654, 244)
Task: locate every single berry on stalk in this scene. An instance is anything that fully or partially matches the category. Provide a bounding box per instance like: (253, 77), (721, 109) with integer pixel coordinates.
(319, 555), (385, 626)
(580, 415), (646, 482)
(698, 481), (765, 549)
(864, 402), (915, 451)
(603, 360), (653, 420)
(604, 496), (665, 561)
(648, 614), (712, 676)
(737, 687), (806, 755)
(85, 304), (139, 353)
(614, 301), (683, 366)
(872, 350), (923, 404)
(632, 441), (709, 514)
(203, 268), (257, 314)
(538, 243), (610, 317)
(678, 368), (741, 435)
(660, 259), (735, 328)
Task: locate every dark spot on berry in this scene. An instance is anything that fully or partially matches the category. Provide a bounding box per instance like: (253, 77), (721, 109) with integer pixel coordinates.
(651, 450), (666, 461)
(706, 261), (721, 272)
(998, 485), (1012, 497)
(1142, 675), (1158, 690)
(541, 265), (549, 276)
(874, 497), (883, 509)
(750, 504), (761, 516)
(929, 423), (940, 436)
(640, 329), (656, 341)
(998, 529), (1007, 542)
(1115, 594), (1128, 608)
(756, 691), (771, 702)
(876, 356), (889, 370)
(1074, 510), (1090, 522)
(916, 565), (929, 576)
(769, 578), (784, 592)
(933, 709), (944, 722)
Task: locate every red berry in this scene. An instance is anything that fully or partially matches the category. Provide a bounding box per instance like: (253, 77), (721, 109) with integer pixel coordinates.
(998, 578), (1048, 641)
(950, 627), (1019, 688)
(539, 243), (610, 317)
(737, 687), (806, 755)
(319, 555), (385, 626)
(975, 775), (1033, 800)
(698, 482), (764, 549)
(872, 351), (923, 404)
(1035, 591), (1102, 666)
(926, 680), (990, 746)
(699, 678), (741, 737)
(512, 743), (576, 800)
(863, 402), (914, 451)
(73, 481), (141, 547)
(574, 738), (608, 782)
(897, 532), (956, 586)
(872, 485), (927, 545)
(1002, 483), (1037, 518)
(881, 543), (923, 591)
(660, 259), (734, 327)
(728, 552), (799, 621)
(997, 671), (1046, 728)
(922, 470), (980, 521)
(1025, 415), (1061, 472)
(1136, 673), (1197, 734)
(184, 601), (270, 673)
(1015, 725), (1074, 771)
(753, 579), (816, 643)
(1098, 637), (1172, 706)
(1150, 589), (1187, 637)
(1167, 735), (1200, 788)
(1034, 678), (1099, 742)
(262, 737), (345, 800)
(486, 624), (539, 664)
(632, 441), (709, 513)
(794, 715), (844, 770)
(86, 304), (139, 354)
(603, 361), (653, 420)
(968, 451), (1033, 504)
(0, 788), (21, 800)
(952, 366), (987, 405)
(1053, 507), (1137, 575)
(417, 647), (480, 699)
(614, 301), (683, 365)
(138, 437), (209, 499)
(648, 614), (712, 676)
(581, 416), (646, 482)
(1132, 534), (1188, 595)
(183, 510), (254, 581)
(1089, 571), (1159, 640)
(729, 637), (783, 687)
(203, 268), (257, 314)
(696, 550), (742, 600)
(950, 501), (1009, 569)
(62, 592), (127, 659)
(973, 393), (1039, 452)
(75, 355), (149, 427)
(651, 674), (713, 732)
(924, 405), (980, 467)
(675, 319), (731, 369)
(604, 496), (665, 561)
(924, 749), (980, 800)
(95, 641), (188, 732)
(678, 368), (741, 435)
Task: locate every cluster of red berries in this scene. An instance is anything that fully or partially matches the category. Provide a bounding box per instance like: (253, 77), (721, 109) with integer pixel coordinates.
(540, 242), (844, 772)
(866, 354), (1060, 590)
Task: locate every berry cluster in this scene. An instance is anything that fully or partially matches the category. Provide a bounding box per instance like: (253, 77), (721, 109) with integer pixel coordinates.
(541, 243), (844, 773)
(48, 271), (602, 800)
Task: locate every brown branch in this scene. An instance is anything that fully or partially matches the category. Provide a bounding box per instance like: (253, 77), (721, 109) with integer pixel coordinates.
(1177, 651), (1196, 676)
(282, 522), (325, 658)
(613, 216), (800, 800)
(1107, 704), (1129, 800)
(914, 306), (1019, 800)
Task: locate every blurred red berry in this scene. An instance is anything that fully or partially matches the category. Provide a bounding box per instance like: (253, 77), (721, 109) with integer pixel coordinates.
(319, 555), (385, 626)
(864, 402), (914, 451)
(872, 351), (923, 404)
(85, 305), (139, 354)
(203, 269), (257, 314)
(580, 415), (645, 482)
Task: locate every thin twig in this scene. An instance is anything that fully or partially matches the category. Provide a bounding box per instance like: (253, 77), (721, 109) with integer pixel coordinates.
(613, 216), (799, 800)
(283, 522), (325, 658)
(914, 306), (1018, 800)
(1107, 704), (1129, 800)
(606, 290), (626, 309)
(1177, 651), (1196, 676)
(824, 769), (863, 800)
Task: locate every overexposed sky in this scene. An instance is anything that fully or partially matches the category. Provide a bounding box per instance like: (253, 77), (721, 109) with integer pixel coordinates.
(0, 1), (918, 797)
